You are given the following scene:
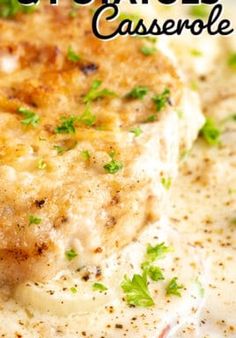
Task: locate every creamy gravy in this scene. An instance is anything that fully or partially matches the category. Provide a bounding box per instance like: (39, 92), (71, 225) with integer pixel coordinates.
(0, 2), (235, 338)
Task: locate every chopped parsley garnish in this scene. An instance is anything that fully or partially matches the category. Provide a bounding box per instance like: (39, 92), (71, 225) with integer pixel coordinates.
(55, 116), (76, 134)
(69, 9), (77, 18)
(54, 145), (66, 155)
(200, 118), (221, 146)
(130, 126), (142, 137)
(152, 88), (170, 112)
(145, 242), (172, 263)
(145, 114), (157, 123)
(126, 86), (148, 100)
(70, 287), (77, 293)
(142, 263), (164, 282)
(108, 150), (116, 158)
(78, 106), (96, 126)
(67, 46), (80, 62)
(139, 35), (157, 56)
(83, 80), (115, 103)
(118, 12), (140, 25)
(180, 149), (191, 161)
(140, 45), (156, 56)
(54, 141), (77, 155)
(166, 277), (184, 297)
(29, 215), (41, 225)
(190, 81), (198, 91)
(92, 282), (108, 292)
(228, 53), (236, 69)
(80, 150), (90, 160)
(0, 0), (35, 18)
(37, 159), (47, 170)
(189, 5), (209, 19)
(121, 242), (174, 306)
(89, 8), (96, 15)
(103, 156), (123, 174)
(68, 2), (80, 18)
(195, 278), (205, 297)
(141, 243), (171, 281)
(121, 273), (154, 307)
(161, 177), (172, 191)
(141, 37), (158, 44)
(68, 3), (80, 18)
(190, 49), (203, 57)
(229, 188), (236, 195)
(65, 249), (78, 261)
(18, 107), (40, 127)
(177, 110), (184, 119)
(104, 159), (123, 174)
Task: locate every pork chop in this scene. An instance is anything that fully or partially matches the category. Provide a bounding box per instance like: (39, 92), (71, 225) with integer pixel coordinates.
(0, 2), (204, 284)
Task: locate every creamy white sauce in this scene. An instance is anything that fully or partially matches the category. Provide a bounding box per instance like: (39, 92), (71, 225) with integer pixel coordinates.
(171, 135), (236, 337)
(1, 216), (206, 337)
(0, 2), (235, 338)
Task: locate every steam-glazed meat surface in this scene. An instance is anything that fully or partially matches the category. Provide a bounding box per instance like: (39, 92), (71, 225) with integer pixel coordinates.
(0, 3), (203, 284)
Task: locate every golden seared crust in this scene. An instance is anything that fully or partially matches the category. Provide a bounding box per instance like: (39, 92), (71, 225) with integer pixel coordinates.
(0, 3), (187, 284)
(0, 3), (182, 128)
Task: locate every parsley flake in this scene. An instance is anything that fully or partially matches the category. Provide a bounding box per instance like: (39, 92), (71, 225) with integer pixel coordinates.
(0, 0), (35, 18)
(189, 5), (209, 19)
(130, 126), (142, 137)
(200, 118), (221, 146)
(29, 215), (41, 225)
(180, 149), (191, 161)
(177, 110), (184, 119)
(145, 114), (157, 123)
(67, 46), (80, 62)
(92, 282), (108, 292)
(78, 106), (96, 126)
(18, 107), (40, 127)
(195, 278), (205, 297)
(140, 37), (158, 44)
(190, 81), (198, 91)
(37, 159), (47, 170)
(145, 242), (172, 263)
(161, 177), (172, 191)
(121, 273), (154, 307)
(228, 53), (236, 69)
(166, 277), (184, 297)
(126, 86), (148, 100)
(70, 287), (77, 294)
(83, 80), (115, 103)
(80, 150), (90, 160)
(55, 116), (76, 134)
(54, 145), (66, 155)
(69, 9), (77, 18)
(104, 158), (123, 174)
(65, 249), (78, 261)
(118, 12), (140, 25)
(190, 49), (203, 57)
(68, 3), (80, 18)
(142, 263), (165, 282)
(140, 45), (156, 56)
(152, 88), (170, 112)
(229, 188), (236, 195)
